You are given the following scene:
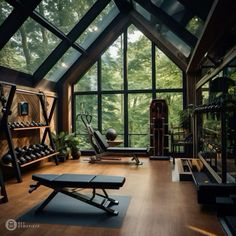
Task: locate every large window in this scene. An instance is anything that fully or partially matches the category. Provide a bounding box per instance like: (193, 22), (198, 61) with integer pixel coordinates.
(0, 17), (61, 74)
(101, 36), (123, 91)
(128, 25), (152, 90)
(35, 0), (97, 35)
(73, 25), (184, 150)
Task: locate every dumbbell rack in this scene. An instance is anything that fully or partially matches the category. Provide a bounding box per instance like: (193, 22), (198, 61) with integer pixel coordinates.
(0, 82), (58, 183)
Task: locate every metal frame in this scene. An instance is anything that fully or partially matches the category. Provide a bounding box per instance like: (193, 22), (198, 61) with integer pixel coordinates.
(0, 0), (201, 88)
(0, 82), (58, 182)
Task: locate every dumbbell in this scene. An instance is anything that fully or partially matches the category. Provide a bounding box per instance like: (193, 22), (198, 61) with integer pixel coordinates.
(2, 153), (12, 165)
(22, 121), (29, 127)
(42, 144), (48, 149)
(29, 153), (36, 160)
(31, 121), (38, 127)
(36, 144), (44, 150)
(34, 152), (42, 159)
(15, 147), (26, 157)
(10, 122), (17, 128)
(47, 147), (55, 154)
(44, 149), (50, 155)
(18, 156), (27, 165)
(16, 121), (24, 128)
(24, 155), (32, 162)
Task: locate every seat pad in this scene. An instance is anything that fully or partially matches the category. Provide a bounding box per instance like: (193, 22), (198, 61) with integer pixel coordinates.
(32, 174), (125, 189)
(107, 147), (148, 154)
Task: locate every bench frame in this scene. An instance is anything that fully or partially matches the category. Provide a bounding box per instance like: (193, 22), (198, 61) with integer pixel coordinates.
(29, 174), (125, 215)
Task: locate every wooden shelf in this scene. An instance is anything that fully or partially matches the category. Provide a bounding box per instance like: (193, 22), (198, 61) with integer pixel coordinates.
(11, 125), (50, 131)
(20, 152), (59, 167)
(2, 152), (59, 168)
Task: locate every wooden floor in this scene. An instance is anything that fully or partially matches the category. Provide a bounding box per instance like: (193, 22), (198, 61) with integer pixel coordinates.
(0, 157), (225, 236)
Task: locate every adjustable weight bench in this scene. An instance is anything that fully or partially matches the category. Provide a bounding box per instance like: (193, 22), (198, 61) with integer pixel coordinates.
(79, 113), (148, 165)
(29, 174), (125, 215)
(92, 130), (148, 165)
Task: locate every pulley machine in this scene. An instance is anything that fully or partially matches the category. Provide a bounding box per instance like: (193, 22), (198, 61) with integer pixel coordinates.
(149, 99), (170, 160)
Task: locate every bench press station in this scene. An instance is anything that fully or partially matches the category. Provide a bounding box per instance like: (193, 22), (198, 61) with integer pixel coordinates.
(29, 174), (126, 215)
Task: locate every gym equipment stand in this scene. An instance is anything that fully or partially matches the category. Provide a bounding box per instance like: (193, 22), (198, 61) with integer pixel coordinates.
(0, 82), (58, 182)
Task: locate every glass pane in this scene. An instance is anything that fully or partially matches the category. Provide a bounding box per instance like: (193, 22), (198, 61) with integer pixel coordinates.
(156, 92), (183, 127)
(101, 35), (123, 90)
(35, 0), (97, 35)
(0, 17), (61, 74)
(102, 94), (124, 134)
(74, 63), (97, 91)
(158, 25), (191, 57)
(151, 0), (185, 22)
(128, 93), (152, 147)
(133, 2), (151, 20)
(129, 134), (149, 148)
(134, 2), (191, 57)
(45, 47), (81, 82)
(151, 0), (204, 38)
(156, 48), (182, 88)
(76, 1), (119, 49)
(128, 25), (152, 90)
(74, 95), (98, 134)
(0, 1), (13, 26)
(186, 16), (204, 38)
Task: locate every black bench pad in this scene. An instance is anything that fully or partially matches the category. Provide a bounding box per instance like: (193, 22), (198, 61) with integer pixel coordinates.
(107, 147), (148, 154)
(32, 174), (125, 189)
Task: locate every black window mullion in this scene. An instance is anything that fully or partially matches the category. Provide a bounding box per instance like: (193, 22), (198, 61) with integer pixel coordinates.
(97, 59), (102, 132)
(123, 29), (128, 147)
(72, 85), (76, 133)
(151, 42), (156, 99)
(182, 71), (187, 108)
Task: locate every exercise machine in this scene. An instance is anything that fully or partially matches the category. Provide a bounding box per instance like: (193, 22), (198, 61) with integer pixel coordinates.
(149, 99), (170, 160)
(29, 173), (125, 215)
(78, 114), (148, 165)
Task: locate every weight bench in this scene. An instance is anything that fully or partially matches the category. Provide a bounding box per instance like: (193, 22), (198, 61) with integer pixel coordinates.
(29, 174), (126, 215)
(92, 130), (148, 165)
(78, 113), (148, 165)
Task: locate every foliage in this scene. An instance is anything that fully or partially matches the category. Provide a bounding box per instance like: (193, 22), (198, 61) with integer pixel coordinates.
(52, 131), (80, 156)
(65, 133), (80, 154)
(52, 132), (70, 156)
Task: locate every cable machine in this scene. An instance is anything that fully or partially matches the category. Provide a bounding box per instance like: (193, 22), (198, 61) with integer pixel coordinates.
(149, 99), (170, 160)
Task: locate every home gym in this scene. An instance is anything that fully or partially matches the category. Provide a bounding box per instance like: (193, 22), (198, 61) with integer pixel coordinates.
(0, 0), (236, 235)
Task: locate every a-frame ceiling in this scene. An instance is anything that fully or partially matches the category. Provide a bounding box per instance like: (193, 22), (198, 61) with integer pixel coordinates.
(0, 0), (235, 88)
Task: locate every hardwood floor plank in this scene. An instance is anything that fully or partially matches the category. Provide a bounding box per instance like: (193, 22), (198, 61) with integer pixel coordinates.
(0, 158), (225, 236)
